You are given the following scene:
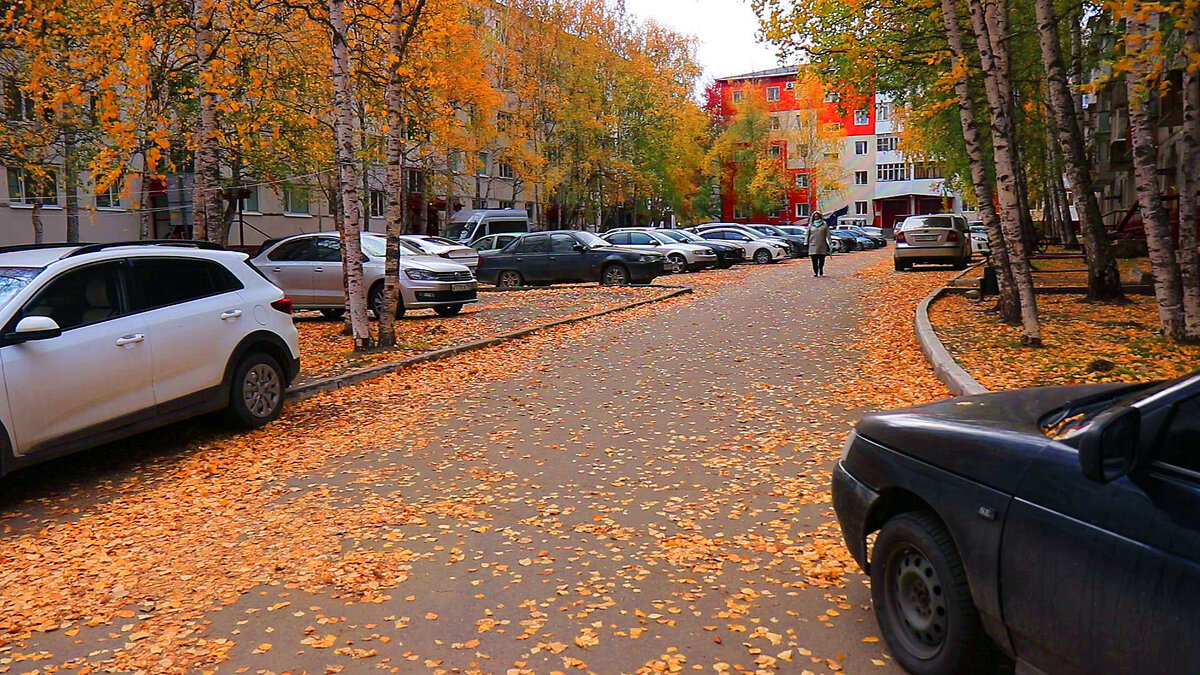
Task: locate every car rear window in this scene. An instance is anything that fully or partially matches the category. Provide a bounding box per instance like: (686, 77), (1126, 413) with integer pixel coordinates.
(903, 216), (955, 230)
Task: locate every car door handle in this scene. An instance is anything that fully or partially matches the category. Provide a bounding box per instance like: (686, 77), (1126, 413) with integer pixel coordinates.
(272, 267), (283, 273)
(314, 267), (324, 273)
(115, 334), (145, 347)
(220, 310), (243, 321)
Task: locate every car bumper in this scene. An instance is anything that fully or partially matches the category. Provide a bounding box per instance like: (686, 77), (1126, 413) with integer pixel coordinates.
(832, 461), (879, 573)
(629, 260), (668, 283)
(688, 254), (719, 270)
(895, 245), (964, 262)
(403, 281), (480, 308)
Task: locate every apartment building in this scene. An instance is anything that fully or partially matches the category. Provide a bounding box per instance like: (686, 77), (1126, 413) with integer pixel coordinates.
(713, 68), (965, 231)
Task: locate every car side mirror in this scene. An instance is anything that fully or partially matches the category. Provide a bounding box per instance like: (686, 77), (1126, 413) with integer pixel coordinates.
(5, 316), (62, 345)
(1079, 406), (1142, 483)
(646, 240), (659, 246)
(573, 244), (588, 252)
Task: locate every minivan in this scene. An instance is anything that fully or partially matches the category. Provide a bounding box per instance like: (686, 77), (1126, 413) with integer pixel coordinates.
(445, 209), (530, 245)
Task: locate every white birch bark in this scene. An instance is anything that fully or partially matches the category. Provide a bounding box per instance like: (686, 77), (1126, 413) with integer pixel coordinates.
(1180, 0), (1200, 339)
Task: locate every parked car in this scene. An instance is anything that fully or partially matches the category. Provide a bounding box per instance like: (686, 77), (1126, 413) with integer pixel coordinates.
(601, 229), (718, 272)
(690, 227), (789, 264)
(0, 240), (301, 476)
(477, 230), (669, 287)
(444, 208), (530, 245)
(399, 235), (479, 271)
(894, 214), (973, 270)
(743, 224), (809, 258)
(968, 221), (991, 254)
(835, 224), (887, 248)
(654, 229), (746, 268)
(470, 233), (521, 253)
(251, 233), (477, 319)
(693, 224), (799, 258)
(833, 370), (1200, 674)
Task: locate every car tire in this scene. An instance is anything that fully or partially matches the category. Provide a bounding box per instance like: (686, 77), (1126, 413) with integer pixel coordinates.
(227, 351), (286, 429)
(371, 284), (406, 319)
(895, 260), (910, 272)
(601, 263), (630, 286)
(497, 270), (524, 289)
(668, 253), (688, 274)
(434, 304), (463, 317)
(753, 248), (772, 265)
(320, 308), (345, 320)
(871, 512), (999, 675)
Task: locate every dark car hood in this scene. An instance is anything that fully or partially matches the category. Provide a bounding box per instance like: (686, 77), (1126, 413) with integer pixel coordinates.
(856, 383), (1134, 492)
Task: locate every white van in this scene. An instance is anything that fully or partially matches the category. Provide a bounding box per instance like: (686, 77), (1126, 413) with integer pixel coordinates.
(446, 209), (530, 245)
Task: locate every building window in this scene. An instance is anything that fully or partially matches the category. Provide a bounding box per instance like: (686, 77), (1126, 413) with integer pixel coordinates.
(768, 145), (782, 159)
(854, 109), (870, 126)
(766, 86), (780, 102)
(369, 189), (386, 219)
(732, 90), (744, 103)
(794, 173), (809, 188)
(477, 151), (490, 176)
(877, 101), (891, 121)
(499, 200), (515, 210)
(95, 176), (124, 210)
(7, 167), (58, 207)
(408, 170), (424, 194)
(877, 163), (908, 182)
(498, 162), (515, 179)
(854, 170), (868, 185)
(237, 185), (260, 213)
(912, 162), (945, 180)
(4, 79), (35, 121)
(824, 91), (839, 103)
(877, 134), (899, 152)
(824, 122), (842, 133)
(734, 206), (747, 219)
(770, 116), (781, 131)
(855, 140), (867, 155)
(473, 198), (488, 210)
(283, 186), (310, 215)
(795, 203), (810, 218)
(497, 111), (513, 130)
(855, 200), (869, 215)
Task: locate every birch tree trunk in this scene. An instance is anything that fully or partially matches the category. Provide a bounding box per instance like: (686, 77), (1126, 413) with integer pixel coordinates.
(191, 0), (222, 242)
(31, 202), (43, 244)
(1035, 0), (1124, 300)
(329, 0), (373, 350)
(937, 0), (1020, 323)
(1179, 0), (1200, 339)
(970, 0), (1043, 344)
(1127, 13), (1186, 339)
(138, 167), (153, 240)
(63, 130), (81, 242)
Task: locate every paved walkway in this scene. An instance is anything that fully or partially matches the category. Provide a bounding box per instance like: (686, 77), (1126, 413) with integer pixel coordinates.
(3, 252), (898, 674)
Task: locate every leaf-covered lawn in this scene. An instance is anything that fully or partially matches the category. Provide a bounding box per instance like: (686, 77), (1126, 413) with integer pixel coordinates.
(931, 293), (1200, 390)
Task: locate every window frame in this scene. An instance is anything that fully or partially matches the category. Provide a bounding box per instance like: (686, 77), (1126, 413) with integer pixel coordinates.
(855, 140), (868, 155)
(95, 176), (124, 210)
(125, 256), (245, 314)
(854, 109), (870, 126)
(10, 261), (131, 334)
(267, 237), (316, 262)
(766, 86), (781, 102)
(282, 186), (311, 217)
(855, 201), (869, 216)
(732, 90), (744, 103)
(794, 174), (810, 189)
(795, 203), (810, 218)
(7, 166), (60, 209)
(854, 171), (868, 186)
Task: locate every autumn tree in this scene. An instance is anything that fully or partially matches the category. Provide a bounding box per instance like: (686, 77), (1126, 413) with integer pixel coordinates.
(708, 91), (790, 219)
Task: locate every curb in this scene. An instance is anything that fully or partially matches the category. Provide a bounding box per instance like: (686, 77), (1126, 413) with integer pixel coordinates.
(287, 286), (693, 402)
(915, 266), (990, 397)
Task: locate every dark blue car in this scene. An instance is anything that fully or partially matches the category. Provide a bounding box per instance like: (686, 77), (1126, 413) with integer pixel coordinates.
(833, 371), (1200, 674)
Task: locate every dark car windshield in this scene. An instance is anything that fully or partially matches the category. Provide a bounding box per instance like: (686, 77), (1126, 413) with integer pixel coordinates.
(442, 220), (478, 241)
(1042, 375), (1194, 438)
(0, 267), (42, 309)
(753, 225), (785, 236)
(662, 230), (700, 243)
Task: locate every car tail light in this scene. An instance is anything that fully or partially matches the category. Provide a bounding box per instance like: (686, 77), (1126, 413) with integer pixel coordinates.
(895, 231), (907, 243)
(946, 230), (960, 242)
(271, 297), (293, 315)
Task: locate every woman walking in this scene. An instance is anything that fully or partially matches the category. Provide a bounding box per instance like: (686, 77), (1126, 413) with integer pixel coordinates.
(808, 211), (833, 277)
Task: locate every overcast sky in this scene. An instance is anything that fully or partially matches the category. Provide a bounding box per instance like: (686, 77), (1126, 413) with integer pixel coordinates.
(624, 0), (784, 84)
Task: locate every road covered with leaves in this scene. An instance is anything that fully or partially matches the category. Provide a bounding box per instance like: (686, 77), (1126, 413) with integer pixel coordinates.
(0, 252), (914, 675)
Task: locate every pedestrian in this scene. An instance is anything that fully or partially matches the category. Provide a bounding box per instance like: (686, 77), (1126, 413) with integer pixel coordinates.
(808, 211), (832, 277)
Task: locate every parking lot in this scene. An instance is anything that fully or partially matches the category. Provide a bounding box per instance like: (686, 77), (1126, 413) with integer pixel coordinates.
(0, 250), (898, 674)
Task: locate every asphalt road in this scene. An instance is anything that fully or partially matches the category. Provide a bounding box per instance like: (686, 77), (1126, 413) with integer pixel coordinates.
(5, 251), (899, 674)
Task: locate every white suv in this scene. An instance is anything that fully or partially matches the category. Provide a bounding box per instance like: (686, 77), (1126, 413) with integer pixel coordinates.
(0, 241), (301, 476)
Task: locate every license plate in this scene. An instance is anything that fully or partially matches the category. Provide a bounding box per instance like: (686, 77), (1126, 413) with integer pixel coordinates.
(915, 235), (939, 242)
(451, 283), (473, 292)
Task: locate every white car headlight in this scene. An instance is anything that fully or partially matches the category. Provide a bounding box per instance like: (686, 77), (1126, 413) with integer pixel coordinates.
(405, 269), (437, 280)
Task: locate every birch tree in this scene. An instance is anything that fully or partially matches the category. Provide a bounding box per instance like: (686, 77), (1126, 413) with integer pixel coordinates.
(1179, 0), (1200, 339)
(1034, 0), (1123, 301)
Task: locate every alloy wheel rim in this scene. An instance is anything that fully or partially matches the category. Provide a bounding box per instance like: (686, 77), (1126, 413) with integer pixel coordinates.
(243, 364), (281, 418)
(605, 267), (626, 285)
(670, 257), (686, 273)
(887, 544), (947, 659)
(500, 271), (521, 287)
